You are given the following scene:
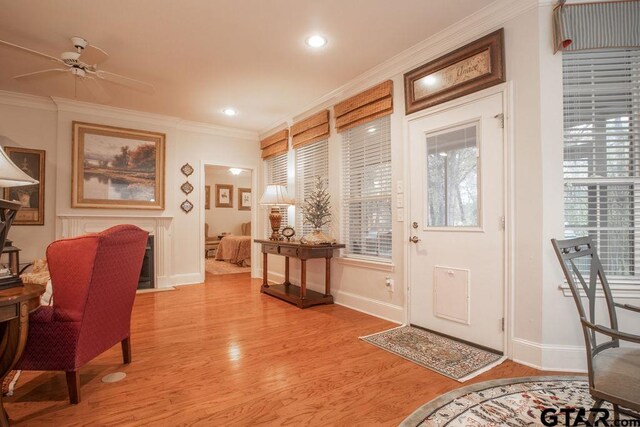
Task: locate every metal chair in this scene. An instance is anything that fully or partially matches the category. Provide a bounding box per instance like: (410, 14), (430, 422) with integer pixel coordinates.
(551, 236), (640, 420)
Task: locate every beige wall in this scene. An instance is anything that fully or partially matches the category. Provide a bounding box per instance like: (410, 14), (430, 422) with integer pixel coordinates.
(0, 100), (57, 262)
(0, 92), (260, 285)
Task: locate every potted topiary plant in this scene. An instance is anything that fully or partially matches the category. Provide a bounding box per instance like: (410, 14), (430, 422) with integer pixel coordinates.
(300, 176), (335, 245)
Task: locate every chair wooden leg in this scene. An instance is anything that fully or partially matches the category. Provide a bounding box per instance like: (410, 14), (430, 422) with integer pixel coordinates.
(121, 337), (131, 364)
(65, 371), (80, 404)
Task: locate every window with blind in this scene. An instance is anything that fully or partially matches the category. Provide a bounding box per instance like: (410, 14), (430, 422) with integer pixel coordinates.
(563, 48), (640, 280)
(295, 139), (329, 237)
(264, 152), (289, 237)
(342, 115), (392, 261)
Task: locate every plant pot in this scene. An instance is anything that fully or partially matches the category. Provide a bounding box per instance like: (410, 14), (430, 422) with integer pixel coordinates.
(300, 230), (334, 245)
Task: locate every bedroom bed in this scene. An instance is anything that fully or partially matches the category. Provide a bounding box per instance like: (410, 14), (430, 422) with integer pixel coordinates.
(215, 235), (252, 266)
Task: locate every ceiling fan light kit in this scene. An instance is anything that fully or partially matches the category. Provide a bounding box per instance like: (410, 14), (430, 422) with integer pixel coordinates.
(0, 36), (155, 100)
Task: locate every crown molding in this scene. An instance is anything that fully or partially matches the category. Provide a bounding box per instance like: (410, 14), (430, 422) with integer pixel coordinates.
(0, 90), (57, 111)
(258, 122), (291, 141)
(52, 97), (181, 128)
(51, 98), (257, 140)
(260, 0), (538, 134)
(177, 120), (258, 141)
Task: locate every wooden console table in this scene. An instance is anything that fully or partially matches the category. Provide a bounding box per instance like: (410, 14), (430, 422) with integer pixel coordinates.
(255, 239), (345, 308)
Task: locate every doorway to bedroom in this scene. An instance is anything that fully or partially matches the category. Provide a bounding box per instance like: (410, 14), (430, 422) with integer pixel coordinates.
(204, 165), (253, 276)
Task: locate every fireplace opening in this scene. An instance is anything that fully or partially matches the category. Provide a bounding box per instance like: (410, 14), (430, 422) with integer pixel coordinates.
(138, 235), (155, 289)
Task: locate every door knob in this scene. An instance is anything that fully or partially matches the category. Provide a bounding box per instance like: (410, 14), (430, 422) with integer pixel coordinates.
(409, 236), (421, 243)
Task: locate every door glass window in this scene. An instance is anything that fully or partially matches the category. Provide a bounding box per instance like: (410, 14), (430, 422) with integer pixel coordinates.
(426, 123), (479, 227)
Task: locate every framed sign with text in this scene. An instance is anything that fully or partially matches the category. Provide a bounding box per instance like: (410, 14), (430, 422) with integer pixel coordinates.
(404, 29), (505, 114)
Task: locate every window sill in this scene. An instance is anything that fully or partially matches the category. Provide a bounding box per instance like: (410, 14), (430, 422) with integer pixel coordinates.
(558, 281), (640, 299)
(336, 257), (395, 272)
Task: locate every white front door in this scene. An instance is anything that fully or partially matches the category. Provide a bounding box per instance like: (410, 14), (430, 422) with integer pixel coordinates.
(408, 92), (505, 352)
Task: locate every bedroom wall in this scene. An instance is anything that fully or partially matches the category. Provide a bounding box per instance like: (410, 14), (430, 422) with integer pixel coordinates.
(204, 166), (252, 237)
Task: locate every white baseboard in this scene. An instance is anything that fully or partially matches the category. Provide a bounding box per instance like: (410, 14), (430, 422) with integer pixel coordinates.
(171, 273), (204, 287)
(512, 337), (586, 372)
(157, 276), (172, 288)
(333, 290), (404, 324)
(264, 271), (404, 323)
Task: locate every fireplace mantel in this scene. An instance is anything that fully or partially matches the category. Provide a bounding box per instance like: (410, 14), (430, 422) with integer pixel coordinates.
(57, 215), (174, 288)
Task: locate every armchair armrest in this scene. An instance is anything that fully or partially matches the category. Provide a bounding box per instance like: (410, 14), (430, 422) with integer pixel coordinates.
(614, 302), (640, 314)
(583, 319), (640, 344)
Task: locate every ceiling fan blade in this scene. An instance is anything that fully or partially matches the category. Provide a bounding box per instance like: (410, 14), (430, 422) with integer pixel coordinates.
(80, 44), (108, 66)
(0, 39), (64, 64)
(96, 70), (154, 94)
(13, 68), (69, 79)
(82, 76), (110, 103)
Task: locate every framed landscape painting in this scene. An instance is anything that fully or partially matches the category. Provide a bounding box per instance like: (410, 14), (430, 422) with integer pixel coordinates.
(215, 184), (233, 208)
(72, 122), (165, 209)
(3, 147), (45, 225)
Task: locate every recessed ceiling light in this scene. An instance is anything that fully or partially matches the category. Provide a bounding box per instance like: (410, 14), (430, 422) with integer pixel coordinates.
(305, 35), (327, 48)
(229, 168), (243, 175)
(222, 108), (237, 116)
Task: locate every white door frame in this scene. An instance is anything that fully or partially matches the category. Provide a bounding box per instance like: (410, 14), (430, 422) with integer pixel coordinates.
(199, 160), (260, 282)
(402, 82), (515, 358)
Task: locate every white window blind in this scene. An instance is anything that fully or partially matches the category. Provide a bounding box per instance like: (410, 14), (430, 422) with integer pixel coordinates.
(295, 139), (329, 237)
(563, 48), (640, 279)
(342, 115), (392, 261)
(264, 152), (289, 238)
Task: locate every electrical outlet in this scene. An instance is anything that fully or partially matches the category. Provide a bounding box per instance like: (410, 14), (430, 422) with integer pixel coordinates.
(385, 276), (394, 292)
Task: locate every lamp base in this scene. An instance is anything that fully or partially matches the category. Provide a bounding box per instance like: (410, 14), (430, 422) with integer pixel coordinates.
(268, 207), (284, 241)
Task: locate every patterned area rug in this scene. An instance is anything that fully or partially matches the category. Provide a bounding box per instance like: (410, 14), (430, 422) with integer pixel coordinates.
(205, 259), (251, 275)
(400, 376), (634, 426)
(360, 326), (502, 382)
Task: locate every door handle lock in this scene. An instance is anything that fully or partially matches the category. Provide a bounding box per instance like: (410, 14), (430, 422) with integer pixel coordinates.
(409, 236), (421, 243)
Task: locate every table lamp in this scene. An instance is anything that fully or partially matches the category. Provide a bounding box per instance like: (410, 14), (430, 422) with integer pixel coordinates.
(259, 185), (293, 241)
(0, 139), (39, 288)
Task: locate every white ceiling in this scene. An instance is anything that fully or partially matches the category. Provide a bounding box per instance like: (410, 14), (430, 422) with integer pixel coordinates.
(0, 0), (495, 132)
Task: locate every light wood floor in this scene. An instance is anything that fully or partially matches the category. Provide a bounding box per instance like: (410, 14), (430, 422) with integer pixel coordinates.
(6, 273), (553, 426)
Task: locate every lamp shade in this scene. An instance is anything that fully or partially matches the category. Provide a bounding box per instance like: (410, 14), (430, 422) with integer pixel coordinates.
(0, 137), (39, 188)
(259, 185), (293, 206)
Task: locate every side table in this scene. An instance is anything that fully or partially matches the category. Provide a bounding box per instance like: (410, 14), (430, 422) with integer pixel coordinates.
(0, 283), (44, 427)
(255, 239), (345, 308)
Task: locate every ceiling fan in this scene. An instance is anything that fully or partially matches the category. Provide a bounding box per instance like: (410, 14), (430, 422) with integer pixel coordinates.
(0, 36), (155, 101)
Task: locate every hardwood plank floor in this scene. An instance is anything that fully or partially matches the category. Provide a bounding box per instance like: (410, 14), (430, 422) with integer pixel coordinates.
(6, 273), (557, 426)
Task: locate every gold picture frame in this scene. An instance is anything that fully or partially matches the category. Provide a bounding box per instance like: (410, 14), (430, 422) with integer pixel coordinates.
(404, 29), (505, 114)
(215, 184), (233, 208)
(3, 147), (45, 225)
(72, 122), (165, 209)
(205, 185), (211, 210)
(238, 188), (251, 211)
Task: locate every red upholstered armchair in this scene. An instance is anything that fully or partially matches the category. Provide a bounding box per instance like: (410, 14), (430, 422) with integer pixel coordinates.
(16, 225), (148, 404)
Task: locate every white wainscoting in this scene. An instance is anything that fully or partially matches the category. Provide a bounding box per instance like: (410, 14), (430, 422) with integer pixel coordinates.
(57, 215), (173, 288)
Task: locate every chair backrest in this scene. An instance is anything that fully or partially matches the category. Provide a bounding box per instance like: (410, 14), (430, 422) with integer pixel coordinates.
(205, 223), (210, 239)
(551, 236), (620, 380)
(241, 221), (251, 236)
(47, 225), (148, 361)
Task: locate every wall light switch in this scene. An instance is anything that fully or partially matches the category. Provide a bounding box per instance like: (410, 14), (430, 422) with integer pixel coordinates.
(396, 194), (404, 208)
(396, 181), (404, 193)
